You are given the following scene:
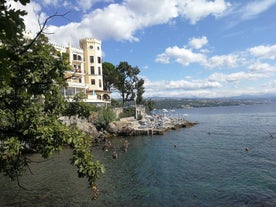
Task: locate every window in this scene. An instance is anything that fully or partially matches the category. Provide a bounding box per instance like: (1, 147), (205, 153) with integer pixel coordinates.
(97, 46), (100, 50)
(76, 88), (83, 93)
(99, 79), (102, 88)
(90, 45), (93, 49)
(97, 57), (101, 63)
(91, 79), (95, 85)
(73, 54), (77, 60)
(90, 56), (94, 63)
(98, 67), (101, 75)
(90, 66), (95, 74)
(74, 65), (81, 72)
(77, 55), (82, 61)
(66, 88), (75, 96)
(79, 78), (82, 83)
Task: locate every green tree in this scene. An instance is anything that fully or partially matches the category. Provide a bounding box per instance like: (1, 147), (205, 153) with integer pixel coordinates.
(63, 93), (96, 119)
(146, 99), (155, 114)
(0, 0), (104, 199)
(135, 78), (145, 105)
(115, 61), (144, 106)
(102, 62), (117, 92)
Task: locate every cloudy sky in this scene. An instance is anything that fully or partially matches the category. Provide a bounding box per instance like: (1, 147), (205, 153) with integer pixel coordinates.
(12, 0), (276, 98)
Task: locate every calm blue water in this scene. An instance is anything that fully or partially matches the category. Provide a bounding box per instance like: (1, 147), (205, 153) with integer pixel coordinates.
(1, 103), (276, 206)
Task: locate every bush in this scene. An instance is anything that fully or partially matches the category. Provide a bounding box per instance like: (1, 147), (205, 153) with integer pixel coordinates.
(119, 107), (135, 118)
(94, 108), (116, 130)
(64, 93), (96, 119)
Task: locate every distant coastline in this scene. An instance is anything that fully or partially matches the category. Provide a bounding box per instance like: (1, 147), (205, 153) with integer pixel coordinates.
(151, 97), (276, 109)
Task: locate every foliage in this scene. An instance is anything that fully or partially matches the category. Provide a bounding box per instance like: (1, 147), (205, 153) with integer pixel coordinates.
(119, 107), (136, 119)
(0, 0), (104, 199)
(93, 108), (116, 130)
(114, 61), (144, 106)
(102, 62), (117, 92)
(137, 114), (143, 120)
(111, 99), (122, 107)
(145, 99), (155, 114)
(63, 93), (96, 119)
(0, 0), (30, 43)
(69, 126), (104, 199)
(135, 79), (145, 105)
(102, 61), (145, 106)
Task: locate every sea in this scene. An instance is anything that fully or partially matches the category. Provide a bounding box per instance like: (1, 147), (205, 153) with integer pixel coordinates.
(1, 102), (276, 207)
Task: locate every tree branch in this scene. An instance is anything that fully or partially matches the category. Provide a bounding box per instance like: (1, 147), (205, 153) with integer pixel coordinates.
(20, 11), (71, 56)
(16, 174), (32, 191)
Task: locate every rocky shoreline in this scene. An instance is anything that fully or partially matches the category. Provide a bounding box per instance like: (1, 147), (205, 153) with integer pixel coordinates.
(60, 115), (198, 143)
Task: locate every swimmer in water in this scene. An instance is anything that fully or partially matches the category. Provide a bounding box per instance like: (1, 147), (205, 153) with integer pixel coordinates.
(112, 151), (118, 159)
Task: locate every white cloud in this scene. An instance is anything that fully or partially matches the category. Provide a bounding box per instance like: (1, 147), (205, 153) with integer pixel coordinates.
(40, 0), (60, 6)
(156, 46), (206, 66)
(48, 0), (176, 44)
(16, 0), (232, 44)
(142, 72), (276, 98)
(248, 61), (276, 72)
(156, 40), (276, 72)
(143, 65), (149, 70)
(126, 0), (178, 26)
(39, 0), (114, 12)
(155, 40), (241, 69)
(76, 0), (97, 11)
(145, 79), (221, 90)
(204, 54), (239, 69)
(222, 0), (276, 28)
(188, 36), (208, 49)
(155, 53), (170, 64)
(177, 0), (231, 24)
(208, 71), (268, 83)
(264, 80), (276, 88)
(13, 0), (276, 45)
(143, 78), (221, 98)
(43, 0), (179, 44)
(240, 0), (276, 20)
(249, 45), (276, 60)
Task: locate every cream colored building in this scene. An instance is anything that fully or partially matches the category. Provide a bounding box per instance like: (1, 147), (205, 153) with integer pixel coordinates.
(54, 38), (110, 105)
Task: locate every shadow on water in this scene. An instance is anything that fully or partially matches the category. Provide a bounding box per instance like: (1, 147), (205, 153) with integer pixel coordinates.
(0, 149), (94, 207)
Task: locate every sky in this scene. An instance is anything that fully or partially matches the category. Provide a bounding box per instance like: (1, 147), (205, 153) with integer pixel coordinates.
(11, 0), (276, 99)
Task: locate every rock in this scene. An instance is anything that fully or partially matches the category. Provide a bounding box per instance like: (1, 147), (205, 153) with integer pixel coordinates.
(106, 120), (135, 136)
(59, 116), (99, 140)
(59, 115), (198, 141)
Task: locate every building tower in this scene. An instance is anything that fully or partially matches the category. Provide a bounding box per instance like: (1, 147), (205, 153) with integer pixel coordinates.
(54, 38), (110, 105)
(79, 38), (103, 93)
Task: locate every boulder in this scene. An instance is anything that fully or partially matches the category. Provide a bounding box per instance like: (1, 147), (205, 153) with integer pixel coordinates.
(59, 116), (99, 138)
(107, 120), (136, 136)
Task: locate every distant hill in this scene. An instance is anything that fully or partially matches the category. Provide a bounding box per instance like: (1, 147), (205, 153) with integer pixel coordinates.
(146, 97), (276, 109)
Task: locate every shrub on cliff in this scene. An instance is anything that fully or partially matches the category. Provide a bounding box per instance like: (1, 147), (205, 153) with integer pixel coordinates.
(93, 108), (116, 130)
(119, 107), (135, 118)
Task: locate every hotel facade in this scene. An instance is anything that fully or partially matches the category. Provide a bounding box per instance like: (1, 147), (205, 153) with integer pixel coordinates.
(53, 38), (110, 105)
